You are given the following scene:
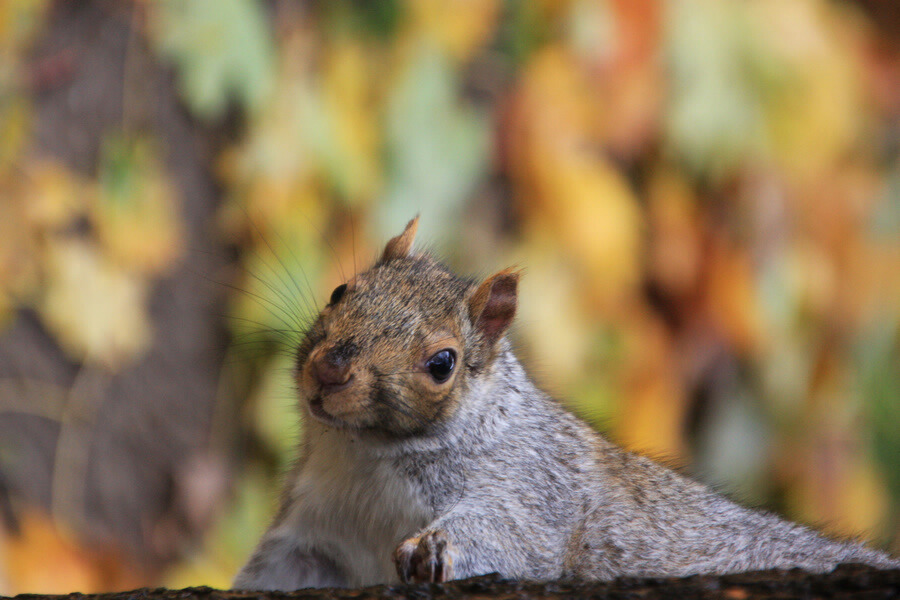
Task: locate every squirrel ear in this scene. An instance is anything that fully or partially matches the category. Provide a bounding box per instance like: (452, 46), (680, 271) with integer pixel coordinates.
(381, 216), (419, 262)
(468, 269), (520, 344)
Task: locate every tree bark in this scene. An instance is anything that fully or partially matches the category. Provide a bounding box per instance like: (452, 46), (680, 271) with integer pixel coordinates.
(8, 565), (900, 600)
(1, 0), (234, 572)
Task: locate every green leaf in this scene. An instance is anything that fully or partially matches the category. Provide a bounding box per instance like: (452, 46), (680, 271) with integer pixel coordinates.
(150, 0), (275, 120)
(664, 0), (767, 179)
(322, 0), (404, 39)
(379, 43), (489, 245)
(858, 317), (900, 520)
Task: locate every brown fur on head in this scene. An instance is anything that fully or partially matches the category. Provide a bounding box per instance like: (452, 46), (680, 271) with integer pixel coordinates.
(294, 219), (518, 438)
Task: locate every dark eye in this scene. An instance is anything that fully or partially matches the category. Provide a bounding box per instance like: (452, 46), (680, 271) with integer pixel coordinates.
(425, 349), (456, 383)
(329, 283), (347, 305)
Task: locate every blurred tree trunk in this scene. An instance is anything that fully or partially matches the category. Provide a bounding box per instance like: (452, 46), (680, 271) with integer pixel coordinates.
(0, 0), (236, 578)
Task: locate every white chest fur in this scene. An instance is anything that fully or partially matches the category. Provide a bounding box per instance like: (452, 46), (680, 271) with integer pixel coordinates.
(276, 429), (433, 586)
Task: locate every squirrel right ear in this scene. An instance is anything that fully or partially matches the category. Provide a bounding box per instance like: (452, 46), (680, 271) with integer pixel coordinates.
(468, 269), (519, 345)
(381, 216), (419, 262)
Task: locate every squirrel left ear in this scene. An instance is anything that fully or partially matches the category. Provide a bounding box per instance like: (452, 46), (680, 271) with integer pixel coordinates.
(468, 269), (519, 345)
(381, 216), (419, 262)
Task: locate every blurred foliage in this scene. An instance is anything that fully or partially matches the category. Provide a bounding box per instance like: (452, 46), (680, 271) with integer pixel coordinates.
(148, 0), (275, 120)
(1, 0), (900, 593)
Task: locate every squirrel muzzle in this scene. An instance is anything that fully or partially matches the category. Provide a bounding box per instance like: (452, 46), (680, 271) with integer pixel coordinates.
(310, 348), (353, 394)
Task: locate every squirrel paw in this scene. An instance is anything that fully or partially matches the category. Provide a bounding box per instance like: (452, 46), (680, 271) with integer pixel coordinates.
(393, 529), (458, 583)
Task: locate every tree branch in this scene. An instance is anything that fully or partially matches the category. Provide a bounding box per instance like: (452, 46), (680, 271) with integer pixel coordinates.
(9, 564), (900, 600)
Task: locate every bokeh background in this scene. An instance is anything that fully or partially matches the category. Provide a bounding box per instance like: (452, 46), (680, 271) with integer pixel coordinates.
(1, 0), (899, 593)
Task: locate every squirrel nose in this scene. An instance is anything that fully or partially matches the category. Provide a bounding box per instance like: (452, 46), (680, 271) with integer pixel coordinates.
(311, 352), (352, 392)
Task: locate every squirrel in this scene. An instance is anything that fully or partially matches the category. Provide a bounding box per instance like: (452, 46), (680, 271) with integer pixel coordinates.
(233, 217), (900, 590)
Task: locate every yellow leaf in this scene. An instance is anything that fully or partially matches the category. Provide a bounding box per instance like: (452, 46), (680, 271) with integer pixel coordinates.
(704, 238), (765, 355)
(321, 40), (382, 203)
(93, 138), (185, 275)
(646, 170), (704, 298)
(22, 161), (88, 230)
(0, 192), (38, 307)
(2, 509), (146, 594)
(616, 309), (688, 460)
(528, 150), (643, 310)
(567, 0), (664, 155)
(787, 437), (890, 543)
(218, 39), (319, 224)
(510, 46), (643, 310)
(39, 239), (151, 369)
(407, 0), (501, 63)
(515, 240), (592, 387)
(509, 46), (598, 163)
(0, 97), (31, 172)
(750, 0), (864, 181)
(0, 0), (50, 54)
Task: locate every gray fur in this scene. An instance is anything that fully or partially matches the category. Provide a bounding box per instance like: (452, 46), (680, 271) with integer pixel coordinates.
(233, 251), (899, 591)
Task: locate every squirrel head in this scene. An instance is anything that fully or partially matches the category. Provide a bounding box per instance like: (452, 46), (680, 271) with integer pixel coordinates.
(295, 217), (520, 438)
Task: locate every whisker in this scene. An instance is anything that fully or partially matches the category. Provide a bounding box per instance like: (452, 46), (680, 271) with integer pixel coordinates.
(239, 204), (318, 327)
(227, 337), (298, 353)
(184, 262), (308, 336)
(327, 229), (347, 284)
(350, 213), (358, 276)
(221, 314), (304, 336)
(379, 396), (430, 430)
(254, 213), (324, 318)
(241, 260), (313, 332)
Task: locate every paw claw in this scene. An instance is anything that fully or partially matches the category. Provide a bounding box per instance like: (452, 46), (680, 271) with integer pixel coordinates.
(394, 529), (457, 583)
